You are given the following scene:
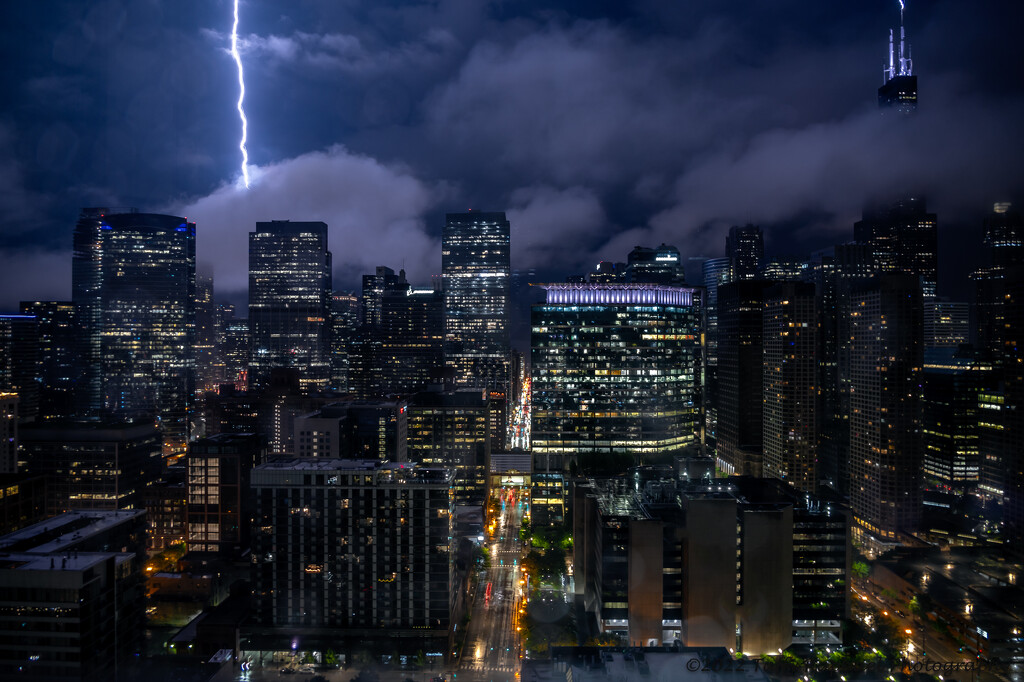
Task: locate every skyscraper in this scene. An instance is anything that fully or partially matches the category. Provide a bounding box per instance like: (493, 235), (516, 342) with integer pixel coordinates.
(186, 432), (266, 558)
(701, 257), (731, 456)
(442, 211), (511, 390)
(716, 279), (772, 476)
(854, 198), (937, 298)
(361, 266), (406, 327)
(248, 221), (332, 393)
(973, 203), (1024, 360)
(624, 243), (686, 284)
(19, 301), (76, 420)
(726, 224), (764, 280)
(408, 387), (492, 506)
(922, 348), (993, 495)
(819, 243), (877, 495)
(194, 273), (223, 394)
(531, 283), (702, 466)
(377, 285), (445, 395)
(0, 394), (16, 474)
(251, 459), (455, 634)
(923, 300), (969, 349)
(72, 209), (196, 453)
(762, 282), (817, 492)
(0, 314), (38, 421)
(878, 6), (917, 113)
(329, 291), (360, 392)
(848, 274), (924, 543)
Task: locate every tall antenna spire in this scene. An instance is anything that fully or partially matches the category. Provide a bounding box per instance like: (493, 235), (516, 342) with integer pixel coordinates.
(886, 29), (895, 82)
(884, 1), (913, 81)
(878, 0), (918, 112)
(899, 1), (912, 76)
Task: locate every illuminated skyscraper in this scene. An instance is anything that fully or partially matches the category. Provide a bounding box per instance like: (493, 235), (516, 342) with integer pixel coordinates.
(531, 283), (702, 466)
(72, 209), (196, 453)
(878, 5), (917, 112)
(442, 211), (511, 390)
(248, 221), (332, 393)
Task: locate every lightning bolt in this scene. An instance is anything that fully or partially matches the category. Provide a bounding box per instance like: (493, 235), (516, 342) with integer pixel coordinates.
(230, 0), (250, 188)
(898, 0), (905, 11)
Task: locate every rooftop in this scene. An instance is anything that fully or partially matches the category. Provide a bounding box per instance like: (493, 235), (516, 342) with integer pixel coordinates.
(252, 458), (454, 484)
(0, 551), (130, 573)
(0, 509), (145, 555)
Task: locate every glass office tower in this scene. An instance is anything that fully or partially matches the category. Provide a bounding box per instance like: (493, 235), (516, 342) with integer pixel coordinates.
(442, 211), (511, 390)
(248, 221), (332, 393)
(72, 209), (196, 454)
(531, 283), (702, 464)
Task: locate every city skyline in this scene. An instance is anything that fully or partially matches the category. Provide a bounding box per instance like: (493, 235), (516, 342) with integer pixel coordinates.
(0, 1), (1022, 308)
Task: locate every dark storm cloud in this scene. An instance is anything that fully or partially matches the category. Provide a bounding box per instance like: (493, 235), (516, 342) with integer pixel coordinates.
(0, 0), (1022, 306)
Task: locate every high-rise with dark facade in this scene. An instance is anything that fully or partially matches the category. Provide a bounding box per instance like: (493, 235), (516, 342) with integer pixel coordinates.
(329, 291), (359, 392)
(186, 432), (265, 558)
(726, 224), (764, 280)
(251, 459), (456, 638)
(702, 257), (731, 457)
(531, 283), (702, 466)
(19, 301), (76, 420)
(922, 349), (993, 495)
(848, 274), (924, 543)
(19, 421), (163, 516)
(72, 209), (196, 453)
(0, 314), (38, 421)
(716, 280), (772, 477)
(816, 243), (877, 495)
(195, 273), (223, 394)
(408, 387), (492, 506)
(855, 198), (937, 298)
(974, 203), (1024, 362)
(624, 243), (686, 284)
(0, 510), (146, 681)
(355, 280), (444, 398)
(442, 212), (511, 390)
(762, 282), (817, 492)
(249, 221), (332, 393)
(361, 266), (407, 328)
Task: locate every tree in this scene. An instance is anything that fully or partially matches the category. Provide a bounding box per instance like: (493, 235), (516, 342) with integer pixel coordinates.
(522, 550), (543, 577)
(519, 520), (532, 542)
(909, 594), (933, 616)
(852, 561), (871, 581)
(585, 632), (620, 646)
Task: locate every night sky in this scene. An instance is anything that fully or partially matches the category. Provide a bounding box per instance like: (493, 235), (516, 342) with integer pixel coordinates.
(1, 0), (1022, 308)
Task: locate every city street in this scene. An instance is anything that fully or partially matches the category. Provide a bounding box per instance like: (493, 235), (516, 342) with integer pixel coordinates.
(852, 584), (1007, 682)
(457, 491), (526, 682)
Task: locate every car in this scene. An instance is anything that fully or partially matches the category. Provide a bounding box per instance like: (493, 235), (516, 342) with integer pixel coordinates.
(280, 669), (296, 675)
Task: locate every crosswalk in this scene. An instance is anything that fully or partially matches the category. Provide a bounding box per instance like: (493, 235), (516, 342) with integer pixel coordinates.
(462, 662), (518, 672)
